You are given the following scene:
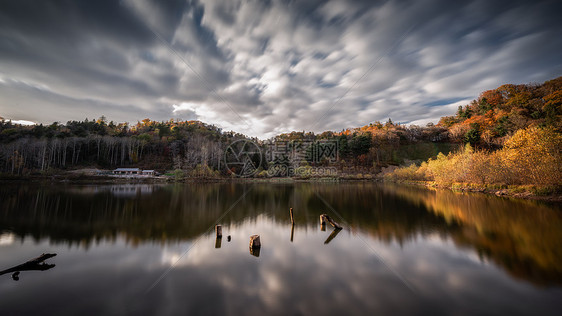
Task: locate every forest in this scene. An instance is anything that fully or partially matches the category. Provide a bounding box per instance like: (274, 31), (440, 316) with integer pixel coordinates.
(387, 76), (562, 189)
(0, 76), (561, 187)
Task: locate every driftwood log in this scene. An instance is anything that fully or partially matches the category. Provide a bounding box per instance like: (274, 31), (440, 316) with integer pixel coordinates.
(0, 253), (57, 281)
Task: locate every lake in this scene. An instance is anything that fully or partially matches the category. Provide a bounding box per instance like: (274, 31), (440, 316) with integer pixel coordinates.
(0, 182), (561, 315)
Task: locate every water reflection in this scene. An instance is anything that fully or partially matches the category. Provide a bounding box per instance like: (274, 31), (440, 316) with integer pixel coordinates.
(0, 183), (561, 286)
(0, 183), (561, 315)
(379, 184), (562, 286)
(324, 228), (342, 244)
(290, 224), (294, 242)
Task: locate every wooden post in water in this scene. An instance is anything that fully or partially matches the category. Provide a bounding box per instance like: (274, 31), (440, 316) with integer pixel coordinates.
(249, 235), (261, 257)
(249, 235), (261, 248)
(249, 247), (261, 257)
(289, 207), (295, 242)
(320, 214), (327, 231)
(215, 225), (222, 248)
(290, 224), (295, 242)
(320, 214), (342, 230)
(289, 208), (294, 225)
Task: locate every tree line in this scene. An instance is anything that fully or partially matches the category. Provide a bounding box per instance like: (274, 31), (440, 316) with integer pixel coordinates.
(0, 118), (244, 175)
(1, 76), (560, 179)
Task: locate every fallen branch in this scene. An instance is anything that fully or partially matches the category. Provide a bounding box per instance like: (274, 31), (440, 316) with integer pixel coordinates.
(0, 253), (57, 280)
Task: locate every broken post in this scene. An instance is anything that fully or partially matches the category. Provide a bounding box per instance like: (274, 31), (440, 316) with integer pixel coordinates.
(249, 235), (261, 248)
(249, 235), (261, 257)
(320, 214), (342, 230)
(215, 225), (223, 248)
(289, 207), (294, 225)
(249, 247), (261, 257)
(320, 214), (327, 231)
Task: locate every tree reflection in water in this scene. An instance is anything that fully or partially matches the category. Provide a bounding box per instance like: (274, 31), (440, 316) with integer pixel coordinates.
(0, 182), (560, 286)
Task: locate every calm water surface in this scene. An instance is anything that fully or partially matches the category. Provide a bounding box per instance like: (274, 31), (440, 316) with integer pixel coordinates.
(0, 182), (561, 315)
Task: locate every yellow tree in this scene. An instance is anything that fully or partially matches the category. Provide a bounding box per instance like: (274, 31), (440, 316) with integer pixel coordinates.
(501, 127), (562, 185)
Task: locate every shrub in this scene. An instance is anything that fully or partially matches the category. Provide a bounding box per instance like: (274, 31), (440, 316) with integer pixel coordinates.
(499, 126), (562, 185)
(189, 164), (220, 178)
(173, 169), (185, 180)
(386, 126), (562, 188)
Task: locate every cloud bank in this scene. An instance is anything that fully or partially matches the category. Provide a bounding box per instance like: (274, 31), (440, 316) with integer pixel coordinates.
(1, 0), (561, 138)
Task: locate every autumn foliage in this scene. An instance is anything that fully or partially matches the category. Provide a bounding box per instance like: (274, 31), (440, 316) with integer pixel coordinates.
(1, 76), (561, 182)
(438, 76), (562, 147)
(388, 127), (562, 187)
(388, 76), (562, 188)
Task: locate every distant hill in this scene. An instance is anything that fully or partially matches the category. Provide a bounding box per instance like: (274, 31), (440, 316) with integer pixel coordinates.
(438, 76), (562, 147)
(1, 76), (560, 176)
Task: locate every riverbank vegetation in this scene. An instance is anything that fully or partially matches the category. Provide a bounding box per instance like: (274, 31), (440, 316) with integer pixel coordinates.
(386, 76), (562, 192)
(386, 127), (561, 191)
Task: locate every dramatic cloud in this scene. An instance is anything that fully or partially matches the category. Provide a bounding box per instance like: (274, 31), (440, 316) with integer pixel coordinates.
(1, 0), (561, 138)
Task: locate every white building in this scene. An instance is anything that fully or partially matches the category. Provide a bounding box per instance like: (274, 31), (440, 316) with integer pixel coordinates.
(112, 168), (141, 175)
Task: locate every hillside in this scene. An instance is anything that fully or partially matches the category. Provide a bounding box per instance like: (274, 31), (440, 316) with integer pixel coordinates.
(385, 77), (562, 191)
(438, 76), (562, 147)
(0, 76), (561, 179)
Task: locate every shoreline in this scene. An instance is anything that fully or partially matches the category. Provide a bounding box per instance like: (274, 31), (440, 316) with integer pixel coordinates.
(384, 179), (562, 203)
(1, 174), (560, 203)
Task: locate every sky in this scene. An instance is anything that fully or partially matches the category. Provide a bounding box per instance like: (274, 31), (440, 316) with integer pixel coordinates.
(0, 0), (561, 138)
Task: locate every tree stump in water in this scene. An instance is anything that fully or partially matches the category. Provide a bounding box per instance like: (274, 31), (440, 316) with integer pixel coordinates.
(249, 235), (261, 248)
(249, 235), (261, 257)
(249, 247), (261, 257)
